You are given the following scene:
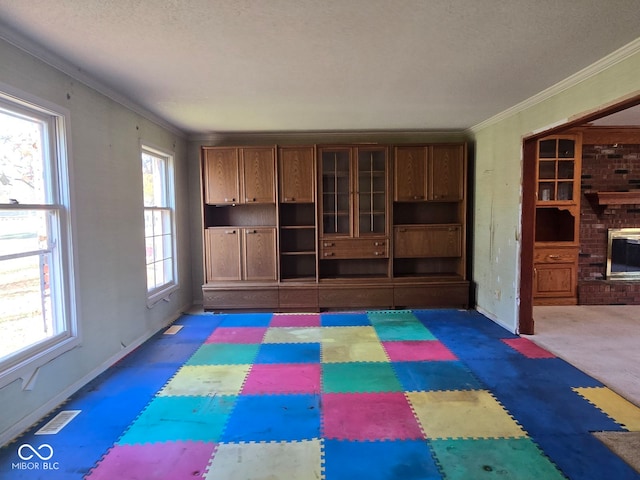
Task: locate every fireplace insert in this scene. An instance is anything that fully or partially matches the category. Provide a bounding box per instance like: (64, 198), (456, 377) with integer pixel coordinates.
(607, 228), (640, 280)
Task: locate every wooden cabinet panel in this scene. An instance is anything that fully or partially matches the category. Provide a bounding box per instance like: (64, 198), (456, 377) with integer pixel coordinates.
(319, 285), (393, 308)
(204, 148), (239, 204)
(279, 146), (315, 203)
(394, 146), (427, 202)
(534, 264), (575, 296)
(394, 225), (461, 258)
(242, 147), (275, 203)
(320, 237), (388, 259)
(205, 228), (242, 281)
(430, 145), (464, 201)
(244, 227), (277, 281)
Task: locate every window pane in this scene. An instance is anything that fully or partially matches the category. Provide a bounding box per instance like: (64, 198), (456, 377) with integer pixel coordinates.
(0, 109), (47, 205)
(142, 152), (167, 207)
(0, 209), (49, 256)
(0, 254), (53, 361)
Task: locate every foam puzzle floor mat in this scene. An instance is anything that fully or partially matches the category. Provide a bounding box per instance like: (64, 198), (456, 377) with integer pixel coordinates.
(1, 309), (640, 479)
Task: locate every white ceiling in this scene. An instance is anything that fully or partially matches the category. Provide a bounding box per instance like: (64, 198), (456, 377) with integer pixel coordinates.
(1, 1), (639, 134)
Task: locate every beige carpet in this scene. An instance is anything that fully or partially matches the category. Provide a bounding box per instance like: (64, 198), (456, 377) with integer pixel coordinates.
(526, 305), (640, 408)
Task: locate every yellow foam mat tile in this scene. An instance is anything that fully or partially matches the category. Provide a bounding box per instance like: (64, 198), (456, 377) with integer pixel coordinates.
(321, 326), (379, 344)
(204, 439), (323, 480)
(406, 390), (527, 440)
(322, 341), (389, 363)
(574, 387), (640, 431)
(159, 365), (251, 396)
(263, 327), (323, 344)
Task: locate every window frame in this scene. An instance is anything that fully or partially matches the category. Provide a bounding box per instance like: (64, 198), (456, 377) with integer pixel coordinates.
(141, 144), (178, 307)
(0, 84), (79, 389)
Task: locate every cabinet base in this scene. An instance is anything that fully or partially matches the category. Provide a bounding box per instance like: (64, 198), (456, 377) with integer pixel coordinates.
(203, 280), (469, 311)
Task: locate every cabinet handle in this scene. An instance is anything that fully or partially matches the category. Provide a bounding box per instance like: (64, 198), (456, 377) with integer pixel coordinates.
(246, 229), (257, 234)
(374, 241), (385, 246)
(224, 198), (236, 202)
(448, 227), (457, 231)
(224, 230), (236, 234)
(324, 252), (334, 257)
(323, 242), (335, 247)
(246, 198), (257, 202)
(398, 228), (407, 233)
(283, 197), (295, 202)
(413, 195), (424, 200)
(374, 251), (383, 256)
(548, 254), (560, 259)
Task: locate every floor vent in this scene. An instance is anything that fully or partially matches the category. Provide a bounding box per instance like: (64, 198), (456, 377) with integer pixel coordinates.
(164, 325), (183, 335)
(35, 410), (81, 435)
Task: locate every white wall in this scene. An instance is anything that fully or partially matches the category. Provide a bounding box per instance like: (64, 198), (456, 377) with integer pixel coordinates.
(0, 37), (192, 443)
(472, 41), (640, 332)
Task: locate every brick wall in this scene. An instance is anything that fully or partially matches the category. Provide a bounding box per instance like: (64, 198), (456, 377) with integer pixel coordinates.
(579, 143), (640, 304)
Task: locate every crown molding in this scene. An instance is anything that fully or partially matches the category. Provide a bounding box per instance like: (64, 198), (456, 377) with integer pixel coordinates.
(0, 21), (185, 138)
(468, 37), (640, 134)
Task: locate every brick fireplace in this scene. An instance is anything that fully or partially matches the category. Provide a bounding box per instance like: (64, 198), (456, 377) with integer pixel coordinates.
(579, 142), (640, 304)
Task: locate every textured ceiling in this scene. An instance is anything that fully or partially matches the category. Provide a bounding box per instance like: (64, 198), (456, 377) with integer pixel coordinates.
(1, 1), (639, 134)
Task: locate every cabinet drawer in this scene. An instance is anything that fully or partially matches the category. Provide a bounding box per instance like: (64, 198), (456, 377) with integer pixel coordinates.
(320, 238), (388, 259)
(534, 248), (578, 264)
(394, 225), (461, 258)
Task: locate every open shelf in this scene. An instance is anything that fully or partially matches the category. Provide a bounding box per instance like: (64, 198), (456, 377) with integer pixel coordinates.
(585, 191), (640, 206)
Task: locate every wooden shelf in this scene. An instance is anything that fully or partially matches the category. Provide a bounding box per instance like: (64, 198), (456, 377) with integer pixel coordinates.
(585, 191), (640, 206)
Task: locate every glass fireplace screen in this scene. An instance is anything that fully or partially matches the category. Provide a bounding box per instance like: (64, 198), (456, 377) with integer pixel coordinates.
(607, 228), (640, 280)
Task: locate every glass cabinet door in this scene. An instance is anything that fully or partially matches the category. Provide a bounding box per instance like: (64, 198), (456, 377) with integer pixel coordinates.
(537, 138), (576, 202)
(356, 148), (386, 236)
(321, 149), (351, 235)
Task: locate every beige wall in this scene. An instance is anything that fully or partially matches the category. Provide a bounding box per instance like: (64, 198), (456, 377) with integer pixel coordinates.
(472, 44), (640, 332)
(0, 38), (192, 443)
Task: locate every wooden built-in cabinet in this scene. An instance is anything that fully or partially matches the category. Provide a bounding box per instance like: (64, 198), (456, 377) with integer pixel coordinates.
(533, 134), (582, 305)
(201, 142), (469, 311)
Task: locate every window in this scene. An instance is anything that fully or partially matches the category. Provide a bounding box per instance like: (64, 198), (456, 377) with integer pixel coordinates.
(0, 89), (77, 387)
(142, 146), (177, 305)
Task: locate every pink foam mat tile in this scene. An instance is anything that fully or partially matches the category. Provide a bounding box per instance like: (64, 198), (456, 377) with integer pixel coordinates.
(382, 340), (458, 361)
(205, 327), (267, 344)
(502, 338), (556, 359)
(242, 364), (321, 394)
(85, 441), (217, 480)
(270, 313), (321, 327)
(322, 392), (424, 441)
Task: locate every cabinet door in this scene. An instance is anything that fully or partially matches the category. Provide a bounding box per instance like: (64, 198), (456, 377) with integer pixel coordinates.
(244, 227), (277, 281)
(533, 263), (576, 298)
(279, 146), (315, 203)
(394, 225), (461, 258)
(430, 145), (464, 201)
(356, 147), (387, 236)
(394, 146), (427, 202)
(320, 148), (352, 236)
(205, 228), (242, 281)
(242, 147), (275, 204)
(204, 148), (240, 204)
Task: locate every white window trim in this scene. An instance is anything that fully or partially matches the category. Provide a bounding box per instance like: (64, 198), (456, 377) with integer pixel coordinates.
(141, 144), (178, 307)
(0, 82), (80, 390)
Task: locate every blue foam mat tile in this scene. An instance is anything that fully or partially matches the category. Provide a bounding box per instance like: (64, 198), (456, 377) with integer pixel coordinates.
(393, 361), (485, 392)
(69, 363), (178, 405)
(466, 357), (604, 391)
(486, 383), (622, 436)
(221, 394), (321, 442)
(254, 342), (321, 364)
(416, 309), (520, 339)
(218, 312), (273, 327)
(114, 338), (204, 367)
(533, 433), (640, 480)
(324, 439), (441, 480)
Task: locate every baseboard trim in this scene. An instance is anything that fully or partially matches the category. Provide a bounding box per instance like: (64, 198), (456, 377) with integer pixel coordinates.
(476, 306), (517, 334)
(0, 303), (190, 447)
